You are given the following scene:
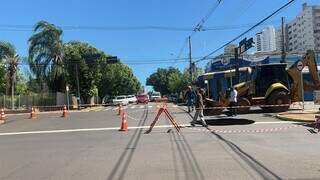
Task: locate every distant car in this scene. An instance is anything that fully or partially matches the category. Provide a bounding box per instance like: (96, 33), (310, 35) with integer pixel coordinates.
(150, 92), (161, 102)
(126, 95), (137, 103)
(112, 95), (129, 106)
(168, 94), (178, 103)
(136, 94), (149, 104)
(102, 96), (113, 105)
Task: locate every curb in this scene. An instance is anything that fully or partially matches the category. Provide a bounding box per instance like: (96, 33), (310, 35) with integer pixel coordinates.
(276, 114), (315, 123)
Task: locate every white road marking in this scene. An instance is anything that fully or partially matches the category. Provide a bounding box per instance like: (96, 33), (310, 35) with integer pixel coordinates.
(0, 124), (191, 136)
(148, 106), (152, 108)
(103, 108), (111, 111)
(131, 106), (136, 109)
(139, 105), (145, 108)
(253, 121), (297, 124)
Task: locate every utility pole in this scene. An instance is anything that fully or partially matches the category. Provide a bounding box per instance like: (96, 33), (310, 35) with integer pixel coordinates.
(75, 64), (81, 110)
(188, 36), (193, 82)
(234, 47), (239, 85)
(281, 17), (286, 63)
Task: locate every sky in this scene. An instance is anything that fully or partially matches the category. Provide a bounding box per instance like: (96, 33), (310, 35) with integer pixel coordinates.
(1, 0), (319, 91)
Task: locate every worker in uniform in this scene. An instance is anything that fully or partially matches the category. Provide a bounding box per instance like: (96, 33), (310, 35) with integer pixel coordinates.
(229, 87), (238, 116)
(184, 86), (195, 113)
(190, 88), (208, 127)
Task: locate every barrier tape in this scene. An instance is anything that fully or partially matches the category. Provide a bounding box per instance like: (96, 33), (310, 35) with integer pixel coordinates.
(187, 124), (301, 134)
(178, 104), (291, 111)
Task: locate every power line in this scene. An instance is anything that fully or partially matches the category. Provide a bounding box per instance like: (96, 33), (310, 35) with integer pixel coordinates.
(193, 0), (223, 32)
(174, 0), (223, 65)
(194, 0), (295, 63)
(0, 20), (282, 32)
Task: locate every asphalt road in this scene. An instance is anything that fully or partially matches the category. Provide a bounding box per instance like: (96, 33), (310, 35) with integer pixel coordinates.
(0, 103), (319, 180)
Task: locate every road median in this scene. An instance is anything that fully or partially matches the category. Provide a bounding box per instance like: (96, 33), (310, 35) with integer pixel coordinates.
(276, 110), (319, 122)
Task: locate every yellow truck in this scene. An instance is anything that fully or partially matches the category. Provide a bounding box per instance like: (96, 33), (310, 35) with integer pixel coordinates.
(202, 50), (319, 115)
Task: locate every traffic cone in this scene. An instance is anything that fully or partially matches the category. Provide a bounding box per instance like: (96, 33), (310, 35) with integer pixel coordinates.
(0, 108), (5, 124)
(117, 104), (123, 116)
(119, 112), (128, 131)
(30, 107), (37, 119)
(61, 105), (69, 118)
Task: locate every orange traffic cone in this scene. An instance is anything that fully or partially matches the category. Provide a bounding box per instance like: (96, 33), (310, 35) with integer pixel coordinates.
(61, 105), (69, 118)
(119, 112), (128, 131)
(30, 107), (37, 119)
(0, 108), (6, 124)
(117, 104), (123, 116)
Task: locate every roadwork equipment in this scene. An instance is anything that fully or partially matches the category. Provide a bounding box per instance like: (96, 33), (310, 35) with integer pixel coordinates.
(62, 105), (69, 118)
(119, 112), (128, 131)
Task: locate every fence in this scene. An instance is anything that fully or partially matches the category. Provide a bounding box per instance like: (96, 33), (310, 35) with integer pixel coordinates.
(0, 93), (67, 110)
(0, 93), (102, 110)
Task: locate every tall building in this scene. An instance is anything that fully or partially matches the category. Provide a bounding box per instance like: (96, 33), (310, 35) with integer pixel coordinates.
(255, 32), (263, 52)
(255, 26), (276, 52)
(224, 44), (237, 56)
(287, 3), (320, 53)
(275, 23), (288, 53)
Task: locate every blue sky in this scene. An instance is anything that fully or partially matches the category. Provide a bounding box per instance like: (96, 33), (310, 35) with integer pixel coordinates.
(1, 0), (319, 91)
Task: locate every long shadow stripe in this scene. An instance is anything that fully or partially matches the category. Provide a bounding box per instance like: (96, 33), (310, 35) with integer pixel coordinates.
(107, 106), (148, 180)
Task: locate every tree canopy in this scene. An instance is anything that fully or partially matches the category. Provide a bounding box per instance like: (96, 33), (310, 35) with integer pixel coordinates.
(28, 20), (65, 92)
(99, 63), (141, 98)
(146, 67), (189, 95)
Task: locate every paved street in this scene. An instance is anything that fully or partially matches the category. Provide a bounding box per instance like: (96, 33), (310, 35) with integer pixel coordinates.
(0, 102), (320, 180)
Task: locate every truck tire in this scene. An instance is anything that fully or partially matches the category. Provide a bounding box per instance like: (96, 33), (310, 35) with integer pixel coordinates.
(236, 97), (251, 114)
(263, 90), (290, 112)
(203, 99), (224, 116)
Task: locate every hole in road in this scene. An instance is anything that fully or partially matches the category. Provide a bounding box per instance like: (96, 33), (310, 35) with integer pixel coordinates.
(204, 118), (255, 126)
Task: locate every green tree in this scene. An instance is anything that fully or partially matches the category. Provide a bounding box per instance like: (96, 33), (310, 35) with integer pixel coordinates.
(146, 67), (182, 95)
(0, 64), (5, 94)
(168, 72), (189, 94)
(99, 63), (141, 98)
(28, 21), (65, 92)
(63, 41), (105, 103)
(0, 41), (19, 109)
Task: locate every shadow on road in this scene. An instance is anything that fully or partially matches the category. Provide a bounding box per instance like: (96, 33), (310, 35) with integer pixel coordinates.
(107, 106), (148, 180)
(206, 127), (282, 180)
(167, 115), (205, 180)
(204, 118), (255, 126)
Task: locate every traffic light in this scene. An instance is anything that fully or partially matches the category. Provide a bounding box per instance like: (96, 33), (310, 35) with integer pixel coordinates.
(245, 38), (254, 50)
(106, 56), (119, 63)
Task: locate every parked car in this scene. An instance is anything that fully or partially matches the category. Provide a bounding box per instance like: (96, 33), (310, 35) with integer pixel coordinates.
(150, 92), (161, 102)
(168, 94), (178, 103)
(112, 95), (129, 106)
(126, 95), (137, 103)
(136, 94), (149, 104)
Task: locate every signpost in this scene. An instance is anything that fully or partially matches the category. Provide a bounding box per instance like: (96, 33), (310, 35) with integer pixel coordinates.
(66, 85), (70, 111)
(297, 61), (304, 111)
(204, 80), (209, 98)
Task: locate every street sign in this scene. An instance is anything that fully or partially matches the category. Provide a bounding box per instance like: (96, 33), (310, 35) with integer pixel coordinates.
(314, 90), (320, 105)
(297, 61), (304, 71)
(66, 85), (69, 92)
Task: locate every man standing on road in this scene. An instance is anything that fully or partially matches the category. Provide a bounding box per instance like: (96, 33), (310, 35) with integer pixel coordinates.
(184, 86), (195, 113)
(190, 88), (207, 127)
(229, 87), (238, 116)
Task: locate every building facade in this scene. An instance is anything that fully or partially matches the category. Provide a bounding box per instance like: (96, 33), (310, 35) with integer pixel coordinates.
(286, 3), (320, 54)
(255, 26), (276, 52)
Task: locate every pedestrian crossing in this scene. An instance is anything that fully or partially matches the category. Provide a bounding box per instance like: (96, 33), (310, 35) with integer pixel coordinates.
(82, 104), (180, 112)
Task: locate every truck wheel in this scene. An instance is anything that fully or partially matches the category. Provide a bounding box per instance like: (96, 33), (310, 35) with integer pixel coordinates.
(264, 90), (290, 112)
(236, 98), (251, 114)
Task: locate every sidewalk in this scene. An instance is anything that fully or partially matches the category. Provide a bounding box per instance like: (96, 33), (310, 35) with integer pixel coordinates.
(277, 101), (320, 122)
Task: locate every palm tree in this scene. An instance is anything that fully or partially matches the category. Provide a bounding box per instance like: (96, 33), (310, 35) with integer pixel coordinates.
(0, 41), (19, 109)
(28, 20), (65, 92)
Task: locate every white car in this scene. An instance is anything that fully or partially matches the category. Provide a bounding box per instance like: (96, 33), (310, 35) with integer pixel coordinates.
(112, 95), (129, 106)
(126, 95), (137, 103)
(150, 92), (161, 102)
